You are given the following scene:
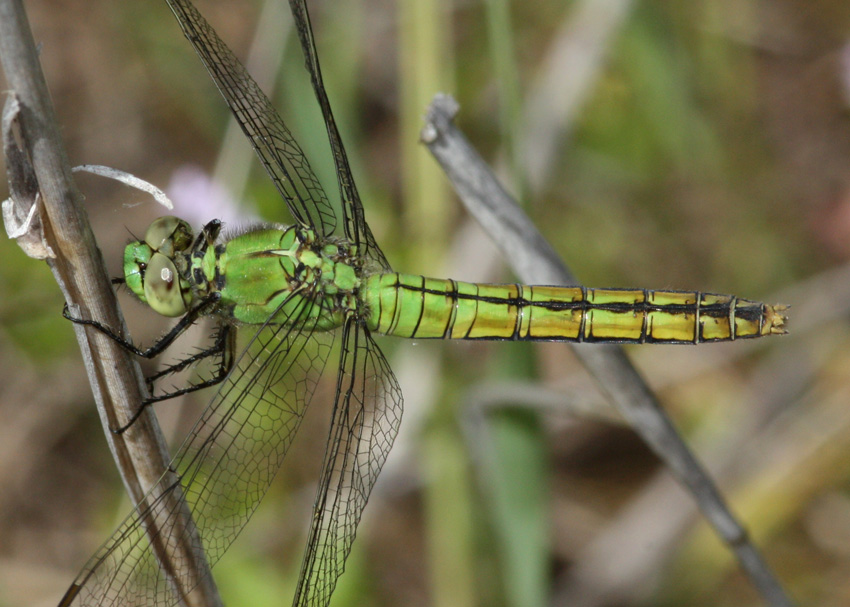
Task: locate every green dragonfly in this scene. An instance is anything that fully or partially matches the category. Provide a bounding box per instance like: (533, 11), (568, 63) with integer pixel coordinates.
(57, 0), (787, 606)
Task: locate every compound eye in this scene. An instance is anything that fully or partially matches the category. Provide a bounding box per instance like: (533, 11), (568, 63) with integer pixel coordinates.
(143, 252), (187, 317)
(144, 216), (194, 256)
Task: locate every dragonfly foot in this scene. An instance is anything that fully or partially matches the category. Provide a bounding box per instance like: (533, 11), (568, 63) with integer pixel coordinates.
(110, 403), (148, 435)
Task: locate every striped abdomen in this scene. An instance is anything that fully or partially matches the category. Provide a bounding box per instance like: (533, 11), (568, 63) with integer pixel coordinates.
(360, 273), (786, 344)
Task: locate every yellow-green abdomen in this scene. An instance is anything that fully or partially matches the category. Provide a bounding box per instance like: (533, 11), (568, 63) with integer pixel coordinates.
(360, 273), (786, 343)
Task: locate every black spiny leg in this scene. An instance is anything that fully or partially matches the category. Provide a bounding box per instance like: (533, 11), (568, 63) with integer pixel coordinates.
(144, 323), (235, 402)
(63, 293), (222, 359)
(110, 324), (235, 434)
(63, 292), (226, 433)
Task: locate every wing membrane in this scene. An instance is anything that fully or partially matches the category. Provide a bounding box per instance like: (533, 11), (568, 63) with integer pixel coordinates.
(292, 321), (403, 606)
(164, 0), (337, 236)
(62, 297), (336, 607)
(287, 0), (390, 270)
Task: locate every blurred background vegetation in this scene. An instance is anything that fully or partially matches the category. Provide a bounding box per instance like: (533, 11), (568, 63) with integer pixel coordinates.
(1, 0), (848, 605)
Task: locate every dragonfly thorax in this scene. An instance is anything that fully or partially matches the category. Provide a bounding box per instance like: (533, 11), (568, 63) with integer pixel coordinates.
(125, 216), (363, 331)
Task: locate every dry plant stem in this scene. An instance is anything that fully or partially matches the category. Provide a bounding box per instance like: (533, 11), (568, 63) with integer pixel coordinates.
(421, 94), (794, 607)
(0, 1), (220, 606)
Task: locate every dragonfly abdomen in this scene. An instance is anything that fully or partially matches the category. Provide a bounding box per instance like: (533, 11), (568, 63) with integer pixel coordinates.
(361, 273), (786, 343)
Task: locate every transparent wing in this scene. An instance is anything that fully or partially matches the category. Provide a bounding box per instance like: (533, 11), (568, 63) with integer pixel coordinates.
(164, 0), (337, 236)
(60, 297), (336, 607)
(292, 321), (403, 606)
(287, 0), (391, 270)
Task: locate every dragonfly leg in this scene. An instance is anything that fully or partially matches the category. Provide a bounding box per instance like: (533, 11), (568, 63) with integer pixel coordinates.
(62, 292), (222, 358)
(64, 293), (225, 433)
(110, 324), (234, 435)
(144, 323), (235, 403)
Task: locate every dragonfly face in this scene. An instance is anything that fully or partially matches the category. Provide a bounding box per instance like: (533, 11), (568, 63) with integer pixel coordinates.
(124, 216), (195, 317)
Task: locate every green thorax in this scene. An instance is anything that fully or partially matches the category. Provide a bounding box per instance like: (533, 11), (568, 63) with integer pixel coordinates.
(124, 216), (362, 331)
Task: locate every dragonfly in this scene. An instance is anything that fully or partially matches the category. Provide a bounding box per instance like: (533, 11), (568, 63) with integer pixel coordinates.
(57, 0), (788, 606)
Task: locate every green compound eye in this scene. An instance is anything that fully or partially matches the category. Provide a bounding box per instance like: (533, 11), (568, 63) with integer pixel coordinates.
(145, 216), (194, 257)
(143, 252), (188, 317)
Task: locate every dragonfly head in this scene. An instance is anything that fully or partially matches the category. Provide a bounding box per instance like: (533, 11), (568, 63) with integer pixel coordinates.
(124, 216), (195, 317)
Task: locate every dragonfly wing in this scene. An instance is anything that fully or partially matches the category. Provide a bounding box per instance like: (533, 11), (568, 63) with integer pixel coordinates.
(292, 321), (402, 606)
(60, 297), (336, 607)
(164, 0), (337, 236)
(287, 0), (391, 270)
